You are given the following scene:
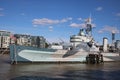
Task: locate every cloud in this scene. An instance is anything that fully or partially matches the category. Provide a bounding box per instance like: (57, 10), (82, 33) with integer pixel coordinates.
(70, 23), (86, 28)
(96, 7), (103, 11)
(32, 18), (59, 25)
(0, 8), (4, 16)
(49, 26), (53, 29)
(49, 26), (53, 32)
(0, 8), (4, 10)
(98, 26), (119, 33)
(70, 23), (96, 28)
(32, 17), (72, 25)
(20, 13), (25, 16)
(116, 13), (120, 17)
(33, 25), (38, 27)
(67, 17), (72, 20)
(61, 17), (72, 23)
(78, 18), (82, 21)
(0, 13), (4, 16)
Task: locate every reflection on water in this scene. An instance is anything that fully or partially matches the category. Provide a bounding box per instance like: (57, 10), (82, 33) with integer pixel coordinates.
(0, 54), (120, 80)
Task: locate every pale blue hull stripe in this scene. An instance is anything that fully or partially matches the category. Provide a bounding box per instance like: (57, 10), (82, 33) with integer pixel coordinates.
(9, 44), (87, 62)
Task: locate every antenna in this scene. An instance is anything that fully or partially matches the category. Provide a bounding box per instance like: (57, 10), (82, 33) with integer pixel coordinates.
(88, 13), (92, 24)
(89, 13), (91, 19)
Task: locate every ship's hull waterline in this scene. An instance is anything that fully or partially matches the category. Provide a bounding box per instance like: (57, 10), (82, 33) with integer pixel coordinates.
(9, 44), (120, 63)
(9, 44), (88, 63)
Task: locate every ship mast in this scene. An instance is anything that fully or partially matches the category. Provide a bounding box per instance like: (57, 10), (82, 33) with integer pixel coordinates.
(85, 14), (92, 37)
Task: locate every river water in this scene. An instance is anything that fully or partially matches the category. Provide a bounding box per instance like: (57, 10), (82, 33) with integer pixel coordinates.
(0, 54), (120, 80)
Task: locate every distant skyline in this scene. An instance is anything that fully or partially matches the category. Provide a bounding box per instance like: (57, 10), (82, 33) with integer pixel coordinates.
(0, 0), (120, 44)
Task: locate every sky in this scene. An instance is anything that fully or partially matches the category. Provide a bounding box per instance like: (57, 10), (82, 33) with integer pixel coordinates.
(0, 0), (120, 44)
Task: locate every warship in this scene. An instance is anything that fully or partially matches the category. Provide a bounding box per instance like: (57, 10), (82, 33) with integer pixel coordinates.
(9, 17), (120, 64)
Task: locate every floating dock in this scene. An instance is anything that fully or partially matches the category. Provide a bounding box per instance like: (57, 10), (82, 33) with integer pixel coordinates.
(86, 54), (103, 64)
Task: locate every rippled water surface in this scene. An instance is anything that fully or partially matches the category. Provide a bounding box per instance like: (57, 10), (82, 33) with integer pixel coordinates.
(0, 54), (120, 80)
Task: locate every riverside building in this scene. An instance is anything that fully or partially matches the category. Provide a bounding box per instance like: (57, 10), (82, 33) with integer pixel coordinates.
(0, 30), (14, 48)
(14, 34), (46, 48)
(0, 30), (46, 48)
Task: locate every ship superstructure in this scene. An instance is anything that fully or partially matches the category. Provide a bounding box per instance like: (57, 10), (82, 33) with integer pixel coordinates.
(70, 16), (99, 52)
(70, 17), (93, 47)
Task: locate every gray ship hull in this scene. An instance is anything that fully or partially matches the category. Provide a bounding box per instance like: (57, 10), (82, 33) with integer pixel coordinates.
(9, 44), (120, 63)
(9, 44), (88, 63)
